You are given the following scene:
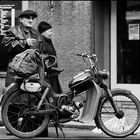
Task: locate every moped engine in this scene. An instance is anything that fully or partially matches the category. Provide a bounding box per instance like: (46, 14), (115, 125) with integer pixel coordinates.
(60, 101), (83, 119)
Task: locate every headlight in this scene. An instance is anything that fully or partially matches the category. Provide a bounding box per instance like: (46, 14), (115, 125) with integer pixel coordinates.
(96, 69), (109, 80)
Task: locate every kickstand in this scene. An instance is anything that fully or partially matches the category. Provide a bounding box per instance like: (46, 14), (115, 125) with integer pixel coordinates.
(53, 111), (65, 138)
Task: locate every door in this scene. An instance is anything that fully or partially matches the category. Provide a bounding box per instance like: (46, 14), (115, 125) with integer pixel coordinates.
(111, 1), (140, 99)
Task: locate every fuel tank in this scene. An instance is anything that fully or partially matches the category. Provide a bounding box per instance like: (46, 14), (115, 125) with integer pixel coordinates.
(68, 69), (93, 93)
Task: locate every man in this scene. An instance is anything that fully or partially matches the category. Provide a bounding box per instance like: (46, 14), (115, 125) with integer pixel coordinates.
(38, 21), (63, 94)
(2, 10), (50, 137)
(2, 10), (42, 87)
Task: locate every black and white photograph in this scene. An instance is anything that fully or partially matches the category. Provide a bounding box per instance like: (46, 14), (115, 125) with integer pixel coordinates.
(0, 1), (140, 139)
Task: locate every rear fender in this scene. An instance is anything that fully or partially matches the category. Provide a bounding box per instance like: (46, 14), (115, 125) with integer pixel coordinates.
(0, 83), (19, 106)
(79, 80), (101, 122)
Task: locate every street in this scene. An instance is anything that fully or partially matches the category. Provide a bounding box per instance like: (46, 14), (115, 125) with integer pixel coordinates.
(0, 126), (140, 140)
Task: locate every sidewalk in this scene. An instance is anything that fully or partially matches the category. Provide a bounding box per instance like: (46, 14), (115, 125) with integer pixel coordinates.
(61, 120), (96, 130)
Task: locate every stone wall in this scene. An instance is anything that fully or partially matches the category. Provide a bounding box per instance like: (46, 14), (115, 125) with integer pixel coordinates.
(29, 1), (95, 91)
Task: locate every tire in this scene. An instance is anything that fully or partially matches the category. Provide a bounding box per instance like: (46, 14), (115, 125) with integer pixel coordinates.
(96, 90), (140, 138)
(1, 90), (50, 138)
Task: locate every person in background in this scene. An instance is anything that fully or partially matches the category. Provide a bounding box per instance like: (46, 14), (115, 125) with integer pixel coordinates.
(38, 21), (63, 94)
(2, 10), (42, 87)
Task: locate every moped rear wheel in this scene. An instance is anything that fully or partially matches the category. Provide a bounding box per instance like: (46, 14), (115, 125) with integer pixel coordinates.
(97, 90), (140, 138)
(2, 90), (50, 138)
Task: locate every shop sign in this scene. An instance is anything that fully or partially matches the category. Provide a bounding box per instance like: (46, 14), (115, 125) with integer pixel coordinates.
(128, 24), (139, 40)
(0, 4), (15, 35)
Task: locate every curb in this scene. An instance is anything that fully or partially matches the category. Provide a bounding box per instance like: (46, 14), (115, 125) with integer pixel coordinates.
(60, 122), (96, 130)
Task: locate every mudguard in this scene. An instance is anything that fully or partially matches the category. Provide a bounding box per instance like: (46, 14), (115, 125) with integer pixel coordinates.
(0, 82), (19, 106)
(79, 80), (101, 123)
(111, 88), (131, 94)
(79, 85), (133, 123)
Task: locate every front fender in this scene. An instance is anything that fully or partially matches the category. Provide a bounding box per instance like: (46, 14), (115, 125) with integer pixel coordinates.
(0, 82), (19, 106)
(111, 88), (131, 94)
(79, 80), (101, 123)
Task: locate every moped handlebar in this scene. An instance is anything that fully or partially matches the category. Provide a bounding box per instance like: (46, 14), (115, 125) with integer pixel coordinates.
(76, 53), (97, 68)
(44, 55), (57, 69)
(76, 53), (87, 57)
(76, 53), (96, 58)
(76, 53), (97, 61)
(15, 37), (56, 68)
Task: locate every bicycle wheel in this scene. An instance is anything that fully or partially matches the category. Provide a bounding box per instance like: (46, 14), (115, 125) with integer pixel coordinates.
(97, 90), (140, 138)
(2, 90), (50, 138)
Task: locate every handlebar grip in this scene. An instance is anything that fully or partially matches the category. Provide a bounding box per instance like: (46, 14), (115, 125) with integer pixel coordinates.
(89, 54), (96, 59)
(76, 53), (96, 59)
(76, 53), (87, 57)
(76, 53), (82, 56)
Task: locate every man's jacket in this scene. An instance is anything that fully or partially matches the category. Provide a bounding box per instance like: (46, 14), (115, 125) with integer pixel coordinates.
(2, 23), (43, 87)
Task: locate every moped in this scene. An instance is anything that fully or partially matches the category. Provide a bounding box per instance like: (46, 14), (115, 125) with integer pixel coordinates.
(1, 51), (140, 138)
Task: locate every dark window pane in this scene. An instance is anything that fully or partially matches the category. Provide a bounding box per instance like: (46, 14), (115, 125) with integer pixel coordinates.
(117, 1), (140, 84)
(0, 1), (22, 72)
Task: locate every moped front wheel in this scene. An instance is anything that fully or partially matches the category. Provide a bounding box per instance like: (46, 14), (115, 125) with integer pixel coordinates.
(97, 90), (140, 138)
(1, 90), (50, 138)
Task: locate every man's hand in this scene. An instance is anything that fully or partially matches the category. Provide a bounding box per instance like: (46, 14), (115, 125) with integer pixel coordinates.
(26, 38), (37, 46)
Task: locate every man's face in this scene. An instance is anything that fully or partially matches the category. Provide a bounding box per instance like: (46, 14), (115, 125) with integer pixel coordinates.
(42, 28), (53, 39)
(19, 16), (36, 27)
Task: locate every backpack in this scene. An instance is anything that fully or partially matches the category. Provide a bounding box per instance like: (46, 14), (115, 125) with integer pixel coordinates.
(9, 49), (42, 78)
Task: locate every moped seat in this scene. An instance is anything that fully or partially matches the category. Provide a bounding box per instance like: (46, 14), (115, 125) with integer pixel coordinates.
(51, 67), (64, 73)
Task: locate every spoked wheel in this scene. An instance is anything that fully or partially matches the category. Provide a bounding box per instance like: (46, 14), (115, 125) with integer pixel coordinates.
(2, 90), (50, 138)
(97, 90), (140, 138)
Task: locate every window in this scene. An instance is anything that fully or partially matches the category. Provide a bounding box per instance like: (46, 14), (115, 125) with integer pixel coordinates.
(0, 1), (22, 72)
(117, 1), (140, 84)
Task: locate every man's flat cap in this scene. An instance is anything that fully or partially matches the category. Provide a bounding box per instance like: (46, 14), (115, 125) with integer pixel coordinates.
(18, 10), (37, 18)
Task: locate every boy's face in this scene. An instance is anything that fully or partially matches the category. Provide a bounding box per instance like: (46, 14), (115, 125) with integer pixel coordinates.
(19, 16), (36, 28)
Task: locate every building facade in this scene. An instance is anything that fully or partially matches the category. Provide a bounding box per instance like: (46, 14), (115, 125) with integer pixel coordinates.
(0, 1), (140, 99)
